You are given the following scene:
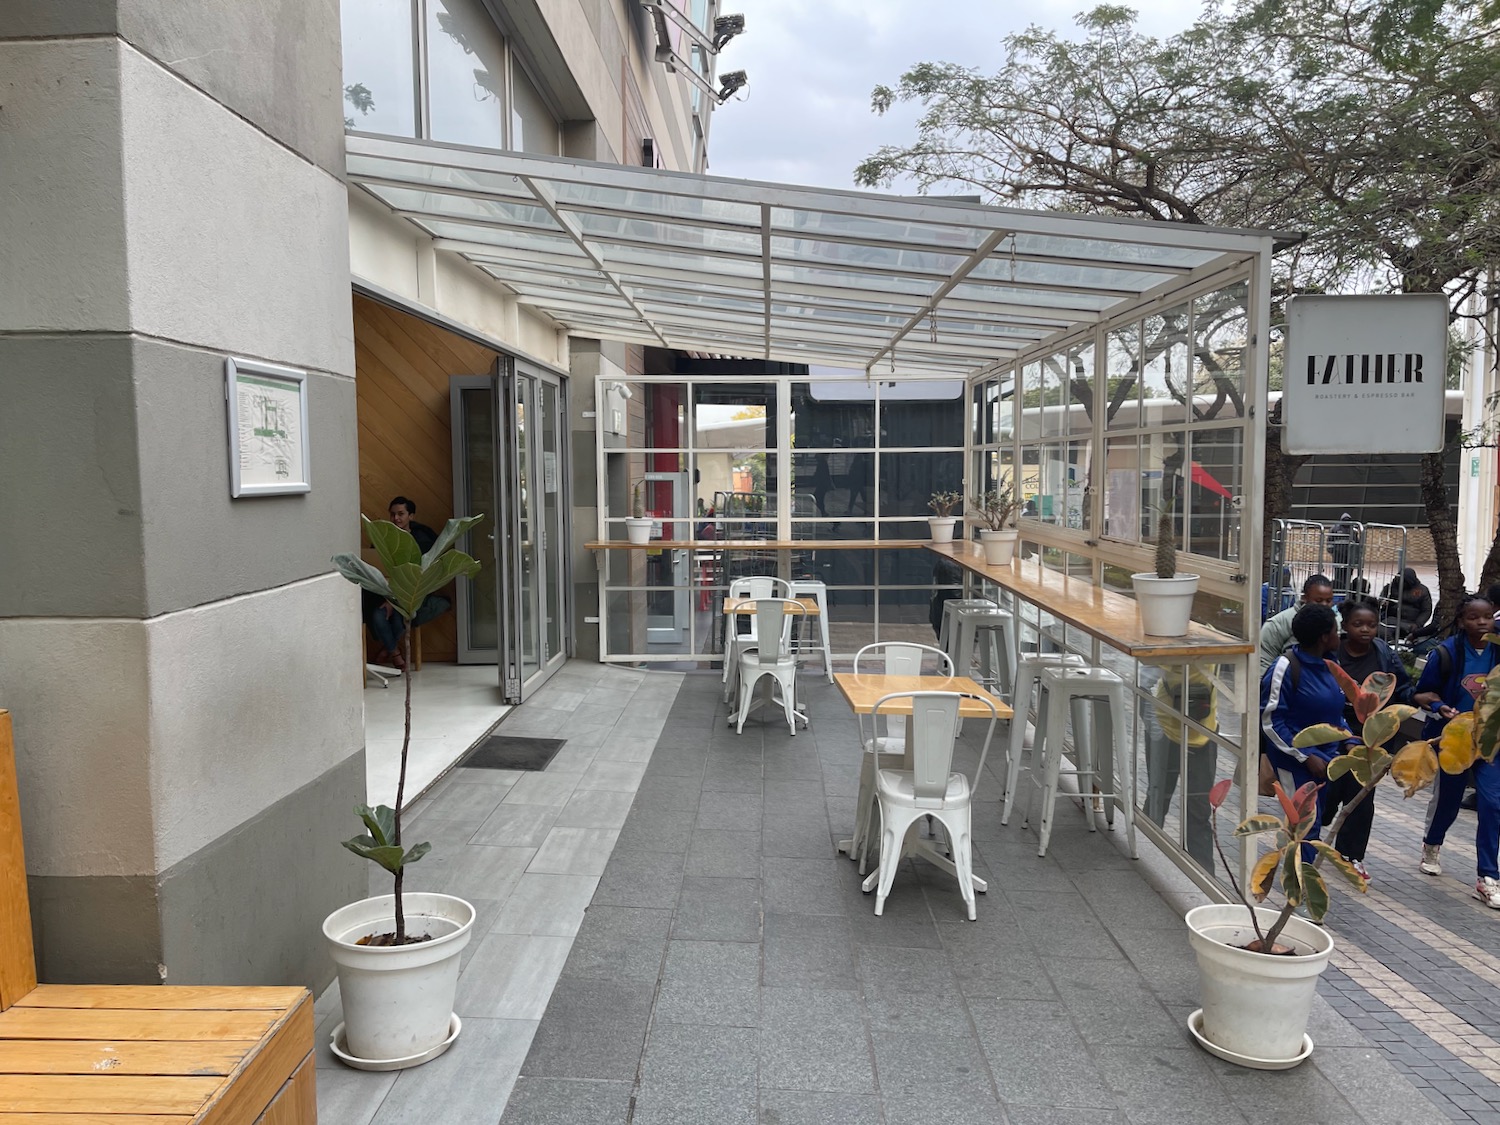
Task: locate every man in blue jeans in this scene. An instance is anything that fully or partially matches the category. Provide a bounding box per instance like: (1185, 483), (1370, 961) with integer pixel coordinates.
(363, 495), (452, 668)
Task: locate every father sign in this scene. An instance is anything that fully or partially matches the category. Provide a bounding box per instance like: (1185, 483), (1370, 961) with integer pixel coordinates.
(1283, 294), (1448, 455)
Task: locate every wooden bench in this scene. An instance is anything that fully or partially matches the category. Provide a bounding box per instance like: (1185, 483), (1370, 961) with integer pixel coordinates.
(0, 709), (317, 1123)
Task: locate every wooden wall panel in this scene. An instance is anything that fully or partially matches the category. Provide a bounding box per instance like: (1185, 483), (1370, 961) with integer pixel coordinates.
(353, 295), (499, 663)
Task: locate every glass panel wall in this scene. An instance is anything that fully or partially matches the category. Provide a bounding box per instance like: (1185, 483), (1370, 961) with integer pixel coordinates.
(599, 374), (966, 661)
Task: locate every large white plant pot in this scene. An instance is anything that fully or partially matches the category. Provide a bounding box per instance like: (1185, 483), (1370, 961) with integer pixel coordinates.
(1185, 904), (1333, 1065)
(624, 517), (653, 544)
(979, 529), (1018, 566)
(1131, 572), (1200, 636)
(324, 892), (475, 1067)
(928, 517), (958, 544)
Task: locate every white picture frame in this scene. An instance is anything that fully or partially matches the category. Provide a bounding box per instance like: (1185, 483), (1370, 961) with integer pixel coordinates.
(225, 357), (311, 497)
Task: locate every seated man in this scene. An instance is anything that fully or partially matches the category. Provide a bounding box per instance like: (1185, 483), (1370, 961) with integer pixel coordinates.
(363, 495), (452, 668)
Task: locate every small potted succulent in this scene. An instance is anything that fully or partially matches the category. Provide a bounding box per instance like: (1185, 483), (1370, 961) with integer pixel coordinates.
(1131, 499), (1199, 636)
(325, 514), (482, 1069)
(625, 480), (653, 544)
(927, 491), (961, 543)
(968, 472), (1020, 565)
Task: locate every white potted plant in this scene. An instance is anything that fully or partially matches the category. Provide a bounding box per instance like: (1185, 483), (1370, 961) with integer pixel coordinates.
(327, 514), (483, 1070)
(969, 472), (1020, 565)
(927, 491), (961, 543)
(1188, 663), (1447, 1068)
(625, 480), (653, 544)
(1131, 500), (1199, 636)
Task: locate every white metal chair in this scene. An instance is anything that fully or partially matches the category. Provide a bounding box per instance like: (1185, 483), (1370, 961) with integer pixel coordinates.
(732, 598), (808, 736)
(722, 575), (791, 702)
(867, 690), (998, 921)
(788, 578), (833, 682)
(847, 642), (954, 873)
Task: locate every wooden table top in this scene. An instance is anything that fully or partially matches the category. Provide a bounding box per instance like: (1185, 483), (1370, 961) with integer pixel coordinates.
(723, 596), (820, 616)
(925, 541), (1253, 660)
(585, 539), (926, 551)
(833, 673), (1013, 719)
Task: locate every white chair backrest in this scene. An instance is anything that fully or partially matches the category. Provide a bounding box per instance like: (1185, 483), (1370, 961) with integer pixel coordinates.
(751, 598), (804, 664)
(730, 575), (788, 600)
(853, 643), (954, 740)
(873, 691), (998, 807)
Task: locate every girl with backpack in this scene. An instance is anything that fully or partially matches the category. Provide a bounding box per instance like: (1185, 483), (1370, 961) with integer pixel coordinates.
(1414, 594), (1500, 908)
(1329, 598), (1415, 883)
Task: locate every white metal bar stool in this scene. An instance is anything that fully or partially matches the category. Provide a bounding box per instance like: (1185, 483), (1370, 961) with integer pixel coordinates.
(1022, 665), (1137, 859)
(788, 578), (834, 682)
(1000, 651), (1087, 818)
(938, 598), (996, 657)
(950, 606), (1018, 700)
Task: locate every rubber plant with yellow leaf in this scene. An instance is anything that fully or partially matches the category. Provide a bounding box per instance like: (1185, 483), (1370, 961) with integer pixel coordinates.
(1212, 652), (1500, 956)
(1208, 663), (1410, 954)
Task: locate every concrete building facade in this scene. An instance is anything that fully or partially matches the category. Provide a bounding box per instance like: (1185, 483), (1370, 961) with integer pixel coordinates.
(0, 0), (724, 987)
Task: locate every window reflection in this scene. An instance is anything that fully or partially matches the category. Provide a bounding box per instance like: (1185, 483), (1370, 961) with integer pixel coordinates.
(427, 0), (507, 149)
(341, 0), (416, 137)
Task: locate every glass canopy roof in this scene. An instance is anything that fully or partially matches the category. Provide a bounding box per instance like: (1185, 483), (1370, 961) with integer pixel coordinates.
(347, 134), (1276, 379)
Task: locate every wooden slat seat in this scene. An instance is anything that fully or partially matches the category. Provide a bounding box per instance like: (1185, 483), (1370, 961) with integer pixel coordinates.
(0, 712), (315, 1124)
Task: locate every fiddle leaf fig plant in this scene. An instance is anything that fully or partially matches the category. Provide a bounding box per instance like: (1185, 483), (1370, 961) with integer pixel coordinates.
(333, 513), (482, 944)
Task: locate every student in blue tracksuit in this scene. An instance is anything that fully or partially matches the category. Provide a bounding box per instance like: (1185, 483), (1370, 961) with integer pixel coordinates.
(1261, 603), (1358, 858)
(1414, 594), (1500, 908)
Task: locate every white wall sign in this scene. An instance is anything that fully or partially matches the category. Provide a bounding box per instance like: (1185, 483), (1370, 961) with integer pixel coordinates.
(225, 358), (311, 497)
(1283, 294), (1448, 455)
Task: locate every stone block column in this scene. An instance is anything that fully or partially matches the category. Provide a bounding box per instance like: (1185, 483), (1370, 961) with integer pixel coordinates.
(0, 1), (366, 988)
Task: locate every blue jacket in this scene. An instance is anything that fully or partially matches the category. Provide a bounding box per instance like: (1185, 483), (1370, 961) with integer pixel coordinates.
(1416, 634), (1500, 738)
(1261, 647), (1348, 769)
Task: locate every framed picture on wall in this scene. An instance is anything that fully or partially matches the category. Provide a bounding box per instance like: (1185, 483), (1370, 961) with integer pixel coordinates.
(224, 357), (311, 497)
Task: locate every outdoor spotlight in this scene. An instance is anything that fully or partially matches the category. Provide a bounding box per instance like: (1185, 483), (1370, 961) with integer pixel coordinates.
(716, 70), (748, 103)
(713, 13), (745, 50)
(610, 381), (635, 400)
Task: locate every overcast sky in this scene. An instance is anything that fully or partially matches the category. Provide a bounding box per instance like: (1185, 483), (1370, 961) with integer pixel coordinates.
(705, 0), (1209, 192)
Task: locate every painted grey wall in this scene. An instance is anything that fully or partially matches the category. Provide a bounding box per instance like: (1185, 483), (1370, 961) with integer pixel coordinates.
(0, 335), (358, 619)
(0, 0), (345, 176)
(158, 753), (367, 990)
(1, 1), (365, 987)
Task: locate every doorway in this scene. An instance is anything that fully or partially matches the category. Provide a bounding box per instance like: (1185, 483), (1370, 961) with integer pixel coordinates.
(450, 363), (569, 702)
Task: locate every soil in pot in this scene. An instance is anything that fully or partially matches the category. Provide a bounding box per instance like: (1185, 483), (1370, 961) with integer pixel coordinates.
(357, 932), (436, 947)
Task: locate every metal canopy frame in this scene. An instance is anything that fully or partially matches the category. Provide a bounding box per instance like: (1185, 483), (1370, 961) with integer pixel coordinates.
(345, 133), (1277, 380)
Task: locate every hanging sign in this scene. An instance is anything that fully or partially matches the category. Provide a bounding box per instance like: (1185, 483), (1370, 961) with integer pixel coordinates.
(1283, 294), (1448, 455)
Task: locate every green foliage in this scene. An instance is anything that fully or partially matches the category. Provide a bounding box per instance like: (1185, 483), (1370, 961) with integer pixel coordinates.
(334, 515), (483, 623)
(1154, 505), (1177, 579)
(969, 470), (1020, 530)
(928, 491), (962, 517)
(331, 513), (484, 941)
(342, 804), (431, 876)
(857, 0), (1500, 305)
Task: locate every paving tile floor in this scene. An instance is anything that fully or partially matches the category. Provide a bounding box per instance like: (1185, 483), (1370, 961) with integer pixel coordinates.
(319, 663), (1472, 1124)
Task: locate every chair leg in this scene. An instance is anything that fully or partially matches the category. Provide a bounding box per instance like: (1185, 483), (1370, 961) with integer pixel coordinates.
(819, 605), (833, 682)
(1035, 688), (1068, 857)
(1001, 670), (1038, 824)
(872, 805), (920, 916)
(780, 670), (797, 735)
(1109, 684), (1139, 859)
(735, 669), (756, 734)
(944, 808), (976, 920)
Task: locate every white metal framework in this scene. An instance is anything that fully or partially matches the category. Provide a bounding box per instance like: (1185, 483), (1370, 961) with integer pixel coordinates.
(345, 134), (1273, 381)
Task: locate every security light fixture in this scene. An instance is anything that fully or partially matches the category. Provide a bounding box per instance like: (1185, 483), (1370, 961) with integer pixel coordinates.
(716, 70), (748, 103)
(713, 13), (745, 50)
